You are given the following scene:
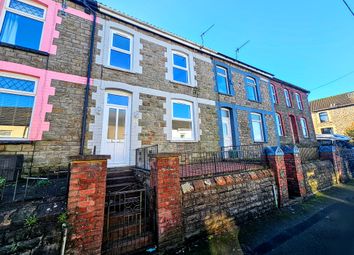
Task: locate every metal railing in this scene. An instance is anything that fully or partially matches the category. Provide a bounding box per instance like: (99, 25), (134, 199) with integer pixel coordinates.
(1, 169), (69, 203)
(135, 145), (158, 171)
(103, 185), (156, 254)
(180, 145), (267, 180)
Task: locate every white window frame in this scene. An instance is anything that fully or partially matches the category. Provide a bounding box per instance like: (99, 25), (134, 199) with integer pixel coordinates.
(171, 51), (190, 85)
(216, 66), (230, 94)
(321, 127), (333, 134)
(300, 117), (309, 138)
(270, 84), (277, 103)
(0, 0), (46, 49)
(0, 72), (38, 140)
(108, 29), (133, 71)
(246, 76), (259, 101)
(251, 112), (264, 143)
(295, 93), (303, 110)
(275, 113), (284, 136)
(319, 112), (329, 123)
(284, 89), (292, 107)
(171, 99), (195, 141)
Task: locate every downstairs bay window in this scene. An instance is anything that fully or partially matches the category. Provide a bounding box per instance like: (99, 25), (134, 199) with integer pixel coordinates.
(171, 100), (194, 141)
(0, 73), (36, 139)
(0, 0), (46, 50)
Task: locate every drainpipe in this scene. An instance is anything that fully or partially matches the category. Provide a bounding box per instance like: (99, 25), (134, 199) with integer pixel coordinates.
(79, 0), (97, 155)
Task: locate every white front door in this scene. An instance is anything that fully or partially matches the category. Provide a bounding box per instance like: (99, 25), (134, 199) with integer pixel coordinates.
(101, 91), (131, 167)
(221, 108), (233, 148)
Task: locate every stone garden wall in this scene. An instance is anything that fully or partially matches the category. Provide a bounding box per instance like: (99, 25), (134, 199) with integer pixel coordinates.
(181, 169), (277, 238)
(302, 160), (337, 195)
(0, 198), (66, 255)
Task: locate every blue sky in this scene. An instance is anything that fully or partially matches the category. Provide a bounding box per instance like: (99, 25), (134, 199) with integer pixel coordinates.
(100, 0), (354, 101)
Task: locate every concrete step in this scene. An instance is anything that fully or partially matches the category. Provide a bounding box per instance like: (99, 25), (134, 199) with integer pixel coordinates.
(107, 169), (134, 178)
(106, 175), (136, 185)
(106, 182), (140, 193)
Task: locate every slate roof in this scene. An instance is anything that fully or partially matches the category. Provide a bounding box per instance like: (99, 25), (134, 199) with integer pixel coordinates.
(310, 91), (354, 112)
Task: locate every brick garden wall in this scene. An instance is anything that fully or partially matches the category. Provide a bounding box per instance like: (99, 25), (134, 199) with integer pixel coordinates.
(181, 169), (277, 238)
(302, 160), (337, 195)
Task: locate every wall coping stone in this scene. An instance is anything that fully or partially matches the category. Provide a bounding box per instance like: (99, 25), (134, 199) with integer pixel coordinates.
(265, 146), (284, 156)
(281, 145), (300, 155)
(152, 153), (181, 158)
(69, 155), (111, 161)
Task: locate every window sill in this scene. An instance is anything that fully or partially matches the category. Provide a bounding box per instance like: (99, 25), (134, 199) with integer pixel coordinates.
(0, 42), (49, 56)
(170, 139), (198, 143)
(218, 92), (233, 97)
(0, 140), (33, 144)
(247, 99), (262, 104)
(169, 80), (196, 88)
(104, 64), (139, 74)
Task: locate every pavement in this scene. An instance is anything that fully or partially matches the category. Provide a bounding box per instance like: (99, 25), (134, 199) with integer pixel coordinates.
(240, 180), (354, 255)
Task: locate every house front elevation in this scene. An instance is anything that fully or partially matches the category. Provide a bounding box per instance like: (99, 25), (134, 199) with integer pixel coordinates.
(0, 0), (316, 171)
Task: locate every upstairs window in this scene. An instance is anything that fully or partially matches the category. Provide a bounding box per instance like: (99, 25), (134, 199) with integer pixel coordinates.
(295, 93), (303, 110)
(109, 31), (132, 70)
(300, 117), (309, 138)
(275, 113), (284, 136)
(171, 100), (194, 140)
(245, 77), (259, 102)
(0, 0), (46, 50)
(284, 89), (292, 107)
(172, 52), (189, 84)
(319, 112), (329, 123)
(270, 84), (278, 104)
(216, 66), (230, 94)
(250, 113), (264, 142)
(0, 73), (36, 139)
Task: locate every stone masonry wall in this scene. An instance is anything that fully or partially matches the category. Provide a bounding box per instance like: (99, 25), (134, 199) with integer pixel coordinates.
(272, 80), (316, 145)
(302, 160), (337, 195)
(311, 105), (354, 136)
(0, 1), (94, 173)
(0, 80), (88, 173)
(237, 110), (277, 146)
(0, 198), (66, 255)
(181, 169), (276, 238)
(138, 94), (220, 153)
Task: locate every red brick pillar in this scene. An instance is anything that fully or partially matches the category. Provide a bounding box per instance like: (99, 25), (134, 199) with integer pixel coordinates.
(150, 153), (183, 250)
(282, 146), (306, 198)
(320, 146), (341, 183)
(67, 155), (110, 255)
(266, 147), (289, 207)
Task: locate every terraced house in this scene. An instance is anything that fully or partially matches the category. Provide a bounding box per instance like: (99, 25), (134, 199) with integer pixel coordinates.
(0, 0), (316, 171)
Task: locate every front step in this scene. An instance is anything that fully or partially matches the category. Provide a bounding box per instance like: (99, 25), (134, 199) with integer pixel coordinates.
(106, 176), (136, 185)
(106, 182), (138, 193)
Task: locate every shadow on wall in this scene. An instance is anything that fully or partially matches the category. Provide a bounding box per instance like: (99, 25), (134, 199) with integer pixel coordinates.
(204, 212), (243, 255)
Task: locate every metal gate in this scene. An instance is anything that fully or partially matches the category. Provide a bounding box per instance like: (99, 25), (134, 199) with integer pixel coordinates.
(102, 185), (156, 254)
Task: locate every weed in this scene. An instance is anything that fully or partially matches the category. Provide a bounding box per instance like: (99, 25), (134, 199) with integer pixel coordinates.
(24, 215), (38, 228)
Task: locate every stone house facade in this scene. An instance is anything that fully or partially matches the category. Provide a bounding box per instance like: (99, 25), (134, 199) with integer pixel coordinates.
(270, 78), (316, 145)
(310, 91), (354, 136)
(0, 0), (316, 171)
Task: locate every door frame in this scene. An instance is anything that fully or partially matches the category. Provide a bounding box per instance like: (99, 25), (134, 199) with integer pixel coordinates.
(289, 114), (299, 144)
(101, 90), (132, 167)
(221, 107), (234, 148)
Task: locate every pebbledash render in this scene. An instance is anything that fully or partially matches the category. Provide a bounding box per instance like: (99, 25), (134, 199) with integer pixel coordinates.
(0, 0), (316, 171)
